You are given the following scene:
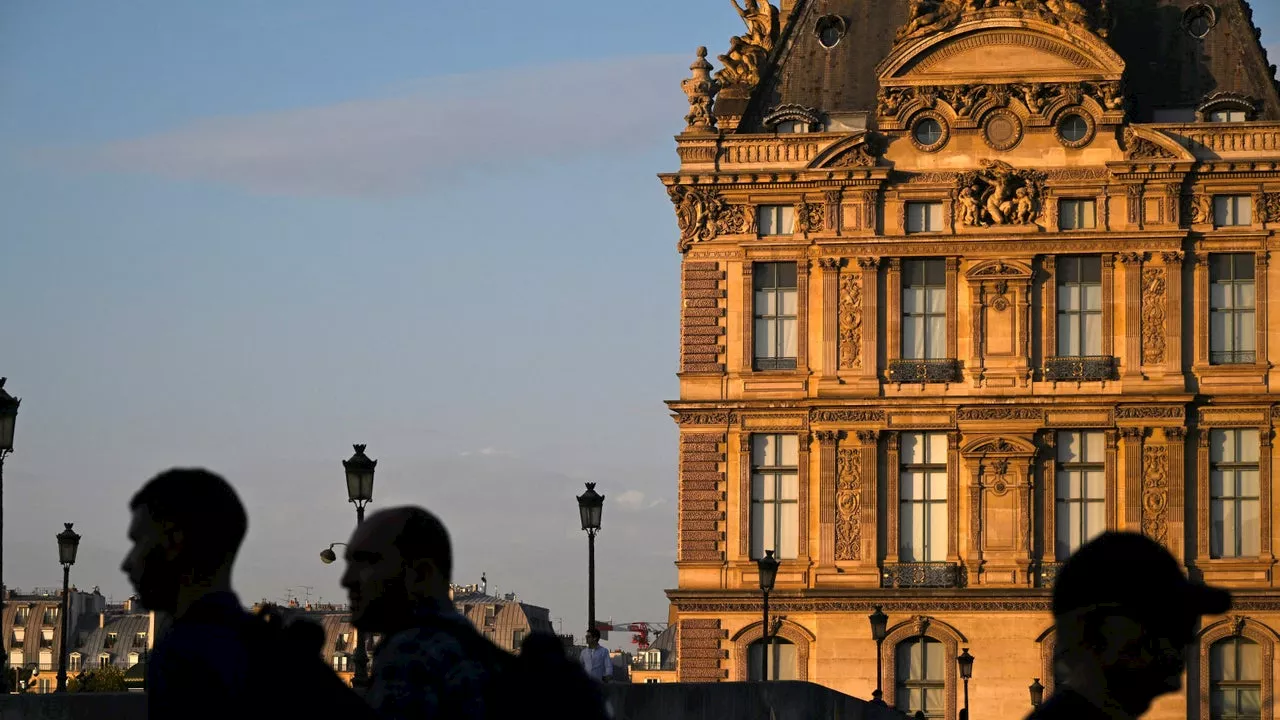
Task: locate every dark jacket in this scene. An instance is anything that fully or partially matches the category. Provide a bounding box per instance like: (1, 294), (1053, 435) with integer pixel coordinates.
(1026, 687), (1120, 720)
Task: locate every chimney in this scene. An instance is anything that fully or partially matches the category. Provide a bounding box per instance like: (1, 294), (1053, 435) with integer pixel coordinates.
(480, 573), (487, 595)
(99, 613), (104, 629)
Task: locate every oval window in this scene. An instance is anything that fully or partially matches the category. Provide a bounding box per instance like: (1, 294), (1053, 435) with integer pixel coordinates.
(816, 15), (846, 49)
(1059, 114), (1090, 143)
(914, 118), (944, 146)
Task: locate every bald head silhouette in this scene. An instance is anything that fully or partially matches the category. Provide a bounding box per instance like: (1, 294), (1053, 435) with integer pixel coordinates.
(340, 506), (455, 632)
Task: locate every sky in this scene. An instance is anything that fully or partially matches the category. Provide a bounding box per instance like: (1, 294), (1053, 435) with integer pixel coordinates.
(2, 1), (1280, 648)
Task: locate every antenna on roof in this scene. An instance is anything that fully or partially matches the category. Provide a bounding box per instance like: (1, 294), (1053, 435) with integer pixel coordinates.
(480, 573), (487, 594)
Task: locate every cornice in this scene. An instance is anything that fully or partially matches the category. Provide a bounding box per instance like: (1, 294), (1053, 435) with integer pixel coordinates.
(666, 589), (1280, 613)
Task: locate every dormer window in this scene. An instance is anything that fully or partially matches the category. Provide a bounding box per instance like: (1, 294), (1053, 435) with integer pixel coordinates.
(1198, 92), (1258, 123)
(762, 105), (824, 135)
(775, 120), (812, 134)
(104, 632), (118, 650)
(127, 652), (140, 667)
(1208, 110), (1247, 123)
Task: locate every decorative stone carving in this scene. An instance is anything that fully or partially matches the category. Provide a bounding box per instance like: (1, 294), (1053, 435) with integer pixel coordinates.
(681, 48), (719, 132)
(838, 271), (863, 370)
(1115, 406), (1183, 420)
(811, 409), (886, 423)
(1183, 193), (1212, 225)
(670, 186), (726, 252)
(879, 82), (1116, 122)
(957, 407), (1043, 421)
(715, 204), (751, 236)
(715, 0), (780, 93)
(762, 104), (823, 131)
(972, 438), (1018, 454)
(1141, 267), (1167, 365)
(835, 448), (862, 560)
(896, 0), (1097, 44)
(956, 160), (1046, 226)
(1261, 192), (1280, 223)
(797, 202), (825, 233)
(1123, 127), (1178, 160)
(1142, 445), (1169, 543)
(679, 412), (739, 425)
(1126, 185), (1144, 224)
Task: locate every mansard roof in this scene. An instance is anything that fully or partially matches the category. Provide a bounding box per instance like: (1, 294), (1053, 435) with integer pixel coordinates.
(729, 0), (1280, 129)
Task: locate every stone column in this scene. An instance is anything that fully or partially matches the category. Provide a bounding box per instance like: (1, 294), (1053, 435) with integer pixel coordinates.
(741, 262), (755, 372)
(1041, 431), (1058, 564)
(1121, 427), (1145, 532)
(815, 430), (840, 566)
(886, 259), (902, 372)
(1119, 253), (1144, 380)
(885, 432), (901, 565)
(859, 257), (881, 387)
(1162, 252), (1185, 378)
(819, 259), (841, 381)
(1043, 255), (1058, 364)
(1165, 427), (1187, 564)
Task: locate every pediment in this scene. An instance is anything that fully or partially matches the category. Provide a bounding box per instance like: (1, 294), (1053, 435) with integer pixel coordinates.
(879, 19), (1124, 86)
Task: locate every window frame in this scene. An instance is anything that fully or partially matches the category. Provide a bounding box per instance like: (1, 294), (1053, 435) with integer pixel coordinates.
(757, 204), (796, 237)
(1209, 253), (1257, 365)
(900, 259), (948, 361)
(1210, 636), (1263, 720)
(1058, 198), (1098, 231)
(751, 261), (800, 371)
(1055, 256), (1104, 358)
(895, 636), (947, 719)
(905, 202), (945, 234)
(749, 434), (800, 561)
(1055, 431), (1107, 558)
(1214, 195), (1254, 227)
(898, 432), (949, 563)
(1208, 428), (1262, 559)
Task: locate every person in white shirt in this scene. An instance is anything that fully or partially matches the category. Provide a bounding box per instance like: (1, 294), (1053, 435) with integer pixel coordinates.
(578, 628), (613, 683)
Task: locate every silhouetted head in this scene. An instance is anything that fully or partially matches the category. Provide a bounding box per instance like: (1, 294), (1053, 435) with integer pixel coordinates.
(585, 627), (601, 648)
(341, 506), (453, 632)
(1052, 532), (1231, 715)
(122, 469), (248, 614)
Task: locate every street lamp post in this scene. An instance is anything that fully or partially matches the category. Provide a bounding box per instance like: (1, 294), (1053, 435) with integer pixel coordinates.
(343, 444), (377, 526)
(1029, 677), (1044, 710)
(55, 523), (80, 693)
(0, 379), (20, 693)
(576, 483), (604, 632)
(957, 647), (974, 720)
(868, 605), (889, 699)
(342, 445), (376, 690)
(756, 550), (779, 681)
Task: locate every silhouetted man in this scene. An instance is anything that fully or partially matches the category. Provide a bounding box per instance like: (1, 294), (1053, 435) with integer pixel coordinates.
(579, 628), (613, 682)
(124, 468), (370, 720)
(1027, 531), (1231, 720)
(342, 506), (507, 719)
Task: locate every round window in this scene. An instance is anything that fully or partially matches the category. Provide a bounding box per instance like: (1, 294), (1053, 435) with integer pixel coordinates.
(1059, 114), (1090, 143)
(1183, 3), (1216, 39)
(914, 118), (944, 146)
(816, 15), (847, 49)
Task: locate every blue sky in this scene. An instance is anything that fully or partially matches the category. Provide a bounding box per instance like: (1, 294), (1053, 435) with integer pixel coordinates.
(3, 1), (1280, 644)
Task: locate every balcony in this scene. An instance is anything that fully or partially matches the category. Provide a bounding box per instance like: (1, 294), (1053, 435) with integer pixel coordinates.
(1037, 562), (1063, 588)
(1210, 351), (1257, 365)
(1043, 356), (1114, 382)
(880, 562), (967, 589)
(887, 359), (961, 384)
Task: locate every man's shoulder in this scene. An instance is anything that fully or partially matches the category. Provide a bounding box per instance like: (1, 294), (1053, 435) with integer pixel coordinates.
(378, 622), (507, 672)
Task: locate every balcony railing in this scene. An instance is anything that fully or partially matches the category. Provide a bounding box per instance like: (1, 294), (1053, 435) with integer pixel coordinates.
(1044, 356), (1115, 382)
(631, 658), (678, 671)
(1210, 350), (1257, 365)
(888, 359), (961, 384)
(881, 562), (967, 589)
(1038, 562), (1064, 588)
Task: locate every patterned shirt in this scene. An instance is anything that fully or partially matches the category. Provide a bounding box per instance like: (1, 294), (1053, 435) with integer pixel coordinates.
(365, 598), (509, 720)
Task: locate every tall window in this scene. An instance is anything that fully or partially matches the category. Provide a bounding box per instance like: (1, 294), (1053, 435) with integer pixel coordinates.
(1214, 195), (1253, 227)
(98, 654), (110, 669)
(747, 638), (798, 681)
(1057, 256), (1103, 357)
(900, 433), (948, 563)
(68, 653), (79, 672)
(1210, 254), (1256, 364)
(906, 202), (944, 233)
(758, 205), (796, 236)
(896, 637), (945, 719)
(750, 434), (799, 560)
(1210, 429), (1261, 558)
(753, 262), (799, 370)
(1058, 199), (1097, 230)
(512, 630), (526, 650)
(1211, 637), (1262, 720)
(38, 650), (52, 670)
(1056, 431), (1106, 557)
(8, 651), (21, 669)
(902, 259), (947, 360)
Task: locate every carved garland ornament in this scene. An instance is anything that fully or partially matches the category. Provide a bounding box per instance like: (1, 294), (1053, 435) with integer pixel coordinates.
(1123, 127), (1178, 161)
(878, 81), (1118, 121)
(838, 271), (863, 370)
(835, 448), (862, 560)
(811, 409), (886, 423)
(670, 186), (725, 252)
(1142, 445), (1169, 544)
(957, 160), (1047, 227)
(1141, 267), (1167, 365)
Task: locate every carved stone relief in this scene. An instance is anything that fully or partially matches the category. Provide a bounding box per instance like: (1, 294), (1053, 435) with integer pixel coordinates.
(670, 186), (727, 252)
(879, 81), (1117, 122)
(1141, 267), (1167, 365)
(1142, 445), (1169, 543)
(838, 271), (863, 370)
(1261, 192), (1280, 223)
(835, 448), (862, 560)
(812, 409), (886, 423)
(1123, 127), (1178, 161)
(798, 202), (825, 233)
(1183, 193), (1212, 225)
(895, 0), (1101, 44)
(957, 160), (1046, 226)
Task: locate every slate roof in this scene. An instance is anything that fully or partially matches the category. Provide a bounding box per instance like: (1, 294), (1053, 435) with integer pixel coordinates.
(72, 613), (150, 671)
(732, 0), (1280, 128)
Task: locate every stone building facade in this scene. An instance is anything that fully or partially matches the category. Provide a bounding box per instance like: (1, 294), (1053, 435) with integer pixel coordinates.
(662, 2), (1280, 719)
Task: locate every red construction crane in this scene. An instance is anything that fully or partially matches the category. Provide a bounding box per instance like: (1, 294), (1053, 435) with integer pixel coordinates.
(592, 621), (670, 649)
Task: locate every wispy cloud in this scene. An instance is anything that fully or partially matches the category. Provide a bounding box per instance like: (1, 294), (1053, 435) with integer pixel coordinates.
(57, 55), (687, 198)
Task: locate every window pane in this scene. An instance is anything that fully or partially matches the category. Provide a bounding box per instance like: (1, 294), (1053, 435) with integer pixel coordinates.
(779, 434), (799, 465)
(1083, 314), (1103, 355)
(902, 471), (925, 500)
(780, 318), (798, 358)
(1239, 430), (1260, 461)
(927, 508), (947, 562)
(1081, 258), (1102, 283)
(902, 433), (926, 464)
(928, 433), (948, 460)
(779, 503), (798, 559)
(1215, 196), (1232, 226)
(1241, 499), (1261, 556)
(777, 262), (797, 288)
(1086, 502), (1106, 544)
(779, 287), (798, 315)
(1237, 197), (1253, 225)
(1234, 254), (1256, 280)
(1210, 282), (1231, 310)
(926, 286), (946, 314)
(1058, 431), (1081, 462)
(928, 471), (948, 500)
(1239, 689), (1261, 714)
(755, 318), (775, 359)
(751, 504), (765, 557)
(780, 472), (799, 500)
(903, 287), (923, 314)
(1084, 431), (1104, 460)
(1238, 311), (1256, 351)
(755, 262), (776, 289)
(1239, 640), (1262, 681)
(907, 204), (925, 233)
(927, 317), (947, 358)
(924, 639), (944, 679)
(755, 288), (777, 316)
(1083, 283), (1102, 310)
(1211, 641), (1231, 681)
(779, 206), (796, 234)
(925, 260), (946, 286)
(1210, 431), (1231, 463)
(1059, 285), (1081, 311)
(1236, 281), (1256, 309)
(927, 203), (943, 230)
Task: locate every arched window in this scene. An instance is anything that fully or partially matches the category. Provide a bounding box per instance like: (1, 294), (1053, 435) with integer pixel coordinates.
(746, 638), (797, 681)
(896, 637), (945, 719)
(1211, 637), (1262, 720)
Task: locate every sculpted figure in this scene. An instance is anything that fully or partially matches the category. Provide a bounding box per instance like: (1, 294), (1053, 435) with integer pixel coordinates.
(959, 185), (985, 227)
(897, 0), (962, 42)
(1013, 187), (1035, 225)
(1044, 0), (1089, 24)
(716, 0), (779, 88)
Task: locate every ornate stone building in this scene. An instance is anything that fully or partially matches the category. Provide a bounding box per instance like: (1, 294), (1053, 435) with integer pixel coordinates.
(662, 2), (1280, 718)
